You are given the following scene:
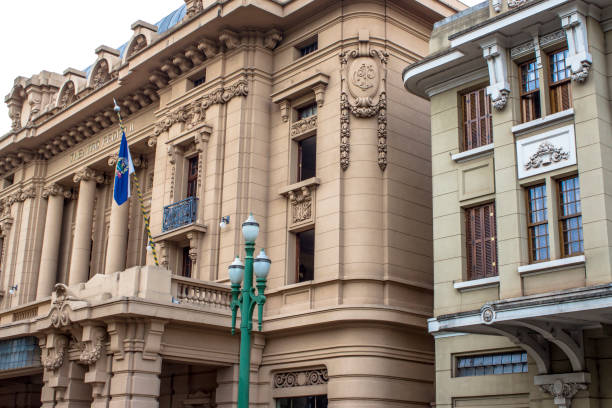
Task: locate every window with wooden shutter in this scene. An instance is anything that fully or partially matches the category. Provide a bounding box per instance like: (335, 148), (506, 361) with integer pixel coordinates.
(526, 184), (549, 262)
(461, 87), (493, 151)
(549, 49), (572, 114)
(520, 60), (541, 123)
(465, 203), (498, 280)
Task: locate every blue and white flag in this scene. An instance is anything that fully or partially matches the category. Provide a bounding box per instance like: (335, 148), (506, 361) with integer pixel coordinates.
(113, 131), (135, 205)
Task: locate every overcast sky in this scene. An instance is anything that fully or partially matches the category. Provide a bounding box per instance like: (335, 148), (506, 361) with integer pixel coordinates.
(0, 0), (482, 134)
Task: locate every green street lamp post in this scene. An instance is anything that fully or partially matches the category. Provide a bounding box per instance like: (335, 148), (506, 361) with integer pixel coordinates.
(229, 214), (271, 408)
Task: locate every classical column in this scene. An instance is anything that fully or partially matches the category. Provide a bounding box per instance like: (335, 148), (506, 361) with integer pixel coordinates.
(105, 157), (129, 273)
(37, 184), (70, 299)
(69, 168), (102, 285)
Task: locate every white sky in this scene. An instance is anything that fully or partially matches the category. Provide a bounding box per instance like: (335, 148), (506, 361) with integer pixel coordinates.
(0, 0), (483, 134)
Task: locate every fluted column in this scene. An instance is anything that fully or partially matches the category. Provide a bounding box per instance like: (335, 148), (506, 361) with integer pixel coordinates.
(69, 168), (102, 285)
(37, 184), (70, 299)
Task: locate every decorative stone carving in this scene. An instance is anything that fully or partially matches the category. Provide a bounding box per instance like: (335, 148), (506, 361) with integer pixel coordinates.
(539, 380), (586, 408)
(279, 100), (290, 123)
(42, 183), (67, 199)
(481, 304), (495, 324)
(264, 29), (283, 50)
(6, 82), (26, 131)
(127, 34), (147, 59)
(197, 39), (219, 58)
(153, 79), (248, 135)
(73, 167), (104, 184)
(185, 0), (203, 19)
(339, 30), (388, 171)
(280, 179), (319, 230)
(482, 40), (510, 110)
(290, 115), (317, 139)
(91, 60), (111, 89)
(492, 0), (501, 12)
(540, 30), (566, 48)
(511, 40), (535, 60)
(560, 10), (592, 83)
(507, 0), (530, 8)
(42, 334), (68, 371)
(273, 368), (328, 388)
(525, 142), (569, 170)
(78, 327), (106, 365)
(58, 81), (77, 108)
(219, 29), (240, 50)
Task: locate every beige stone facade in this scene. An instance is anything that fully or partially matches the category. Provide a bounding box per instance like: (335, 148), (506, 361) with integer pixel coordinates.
(404, 0), (612, 407)
(0, 0), (462, 406)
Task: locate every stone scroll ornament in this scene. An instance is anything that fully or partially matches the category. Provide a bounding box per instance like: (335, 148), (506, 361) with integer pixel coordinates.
(339, 35), (388, 171)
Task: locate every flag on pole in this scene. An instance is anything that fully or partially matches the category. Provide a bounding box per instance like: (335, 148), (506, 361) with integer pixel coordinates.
(113, 129), (135, 205)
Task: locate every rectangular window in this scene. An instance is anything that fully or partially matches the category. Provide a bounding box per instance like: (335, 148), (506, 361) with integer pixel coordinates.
(193, 75), (206, 88)
(181, 246), (192, 278)
(299, 38), (318, 57)
(296, 228), (315, 282)
(549, 49), (572, 114)
(520, 60), (541, 122)
(297, 103), (317, 120)
(187, 156), (198, 198)
(298, 136), (316, 181)
(558, 176), (583, 257)
(277, 395), (328, 408)
(461, 87), (492, 151)
(465, 203), (498, 280)
(527, 184), (549, 262)
(456, 351), (528, 377)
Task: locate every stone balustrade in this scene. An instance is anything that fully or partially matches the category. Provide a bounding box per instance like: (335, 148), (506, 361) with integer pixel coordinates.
(171, 275), (231, 309)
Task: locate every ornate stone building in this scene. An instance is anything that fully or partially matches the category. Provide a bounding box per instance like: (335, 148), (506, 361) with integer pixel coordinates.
(404, 0), (612, 406)
(0, 0), (461, 406)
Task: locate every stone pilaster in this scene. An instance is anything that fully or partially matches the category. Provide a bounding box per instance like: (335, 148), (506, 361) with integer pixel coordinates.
(79, 324), (110, 408)
(37, 184), (70, 299)
(107, 319), (166, 408)
(69, 168), (103, 285)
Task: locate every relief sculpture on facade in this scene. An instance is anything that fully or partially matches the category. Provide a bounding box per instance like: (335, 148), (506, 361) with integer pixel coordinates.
(273, 368), (328, 388)
(524, 141), (569, 170)
(339, 30), (388, 171)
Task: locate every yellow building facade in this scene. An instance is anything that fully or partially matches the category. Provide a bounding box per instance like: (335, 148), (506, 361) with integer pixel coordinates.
(0, 0), (462, 406)
(404, 0), (612, 406)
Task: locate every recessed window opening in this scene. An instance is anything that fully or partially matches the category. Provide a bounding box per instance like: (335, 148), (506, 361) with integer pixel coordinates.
(549, 49), (572, 114)
(187, 156), (198, 198)
(298, 38), (318, 57)
(296, 228), (314, 282)
(297, 136), (316, 181)
(520, 60), (541, 122)
(3, 174), (14, 188)
(190, 69), (206, 89)
(276, 395), (328, 408)
(297, 103), (317, 120)
(527, 184), (549, 262)
(181, 246), (192, 278)
(456, 351), (528, 377)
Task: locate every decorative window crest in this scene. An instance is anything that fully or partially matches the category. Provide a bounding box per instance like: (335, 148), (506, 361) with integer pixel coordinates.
(339, 30), (388, 171)
(524, 141), (569, 170)
(279, 178), (319, 230)
(290, 115), (317, 139)
(273, 368), (328, 388)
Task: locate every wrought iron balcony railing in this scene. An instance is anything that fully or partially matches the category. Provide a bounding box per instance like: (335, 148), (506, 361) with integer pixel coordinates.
(162, 196), (198, 232)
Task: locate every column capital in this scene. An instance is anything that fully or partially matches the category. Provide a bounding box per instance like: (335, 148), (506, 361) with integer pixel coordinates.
(42, 183), (71, 199)
(73, 167), (105, 184)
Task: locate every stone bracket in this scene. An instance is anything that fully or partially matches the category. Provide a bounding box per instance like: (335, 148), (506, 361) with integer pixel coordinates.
(481, 37), (510, 110)
(559, 8), (593, 82)
(279, 177), (320, 231)
(535, 372), (590, 408)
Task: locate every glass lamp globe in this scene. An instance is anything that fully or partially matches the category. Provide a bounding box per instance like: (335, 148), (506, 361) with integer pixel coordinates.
(228, 256), (244, 285)
(253, 249), (271, 279)
(242, 213), (260, 243)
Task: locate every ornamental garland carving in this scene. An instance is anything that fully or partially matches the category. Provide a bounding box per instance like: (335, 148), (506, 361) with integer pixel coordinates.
(78, 330), (106, 365)
(42, 335), (68, 371)
(525, 141), (569, 170)
(290, 115), (317, 139)
(274, 368), (328, 388)
(153, 79), (248, 136)
(339, 34), (388, 171)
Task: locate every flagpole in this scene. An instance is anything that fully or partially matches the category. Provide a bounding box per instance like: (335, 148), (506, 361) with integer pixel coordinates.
(113, 100), (159, 266)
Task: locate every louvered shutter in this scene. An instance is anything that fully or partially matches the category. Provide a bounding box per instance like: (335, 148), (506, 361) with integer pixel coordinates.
(466, 204), (498, 280)
(462, 88), (492, 151)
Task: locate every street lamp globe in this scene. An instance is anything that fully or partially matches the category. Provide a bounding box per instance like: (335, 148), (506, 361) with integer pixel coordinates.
(253, 249), (271, 279)
(242, 213), (259, 243)
(228, 256), (244, 285)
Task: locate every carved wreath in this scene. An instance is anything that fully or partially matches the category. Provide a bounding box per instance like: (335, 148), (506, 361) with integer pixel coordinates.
(524, 141), (569, 170)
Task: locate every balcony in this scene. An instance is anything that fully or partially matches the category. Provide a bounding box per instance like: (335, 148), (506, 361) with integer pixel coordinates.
(162, 196), (198, 232)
